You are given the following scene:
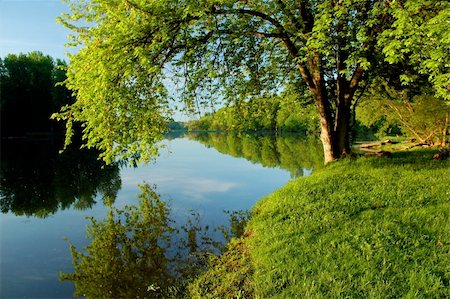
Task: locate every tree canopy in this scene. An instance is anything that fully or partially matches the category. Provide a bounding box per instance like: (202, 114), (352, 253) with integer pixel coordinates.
(1, 52), (71, 137)
(55, 0), (450, 164)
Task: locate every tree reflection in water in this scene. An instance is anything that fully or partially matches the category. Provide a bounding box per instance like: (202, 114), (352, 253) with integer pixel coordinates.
(60, 183), (250, 299)
(188, 132), (324, 177)
(54, 132), (318, 298)
(0, 139), (121, 217)
(60, 184), (175, 298)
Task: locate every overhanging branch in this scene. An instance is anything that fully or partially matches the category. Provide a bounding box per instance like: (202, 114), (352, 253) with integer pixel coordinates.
(210, 5), (316, 89)
(212, 7), (286, 34)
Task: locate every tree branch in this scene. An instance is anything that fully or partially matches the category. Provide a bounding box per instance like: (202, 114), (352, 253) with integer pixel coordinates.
(212, 7), (296, 53)
(299, 1), (314, 32)
(274, 0), (307, 40)
(348, 64), (365, 97)
(246, 31), (285, 38)
(212, 6), (315, 90)
(385, 101), (425, 142)
(212, 7), (285, 33)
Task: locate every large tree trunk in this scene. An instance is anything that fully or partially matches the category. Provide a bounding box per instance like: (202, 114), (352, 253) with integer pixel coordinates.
(315, 90), (337, 164)
(334, 94), (352, 157)
(296, 42), (363, 164)
(316, 97), (352, 164)
(308, 55), (354, 164)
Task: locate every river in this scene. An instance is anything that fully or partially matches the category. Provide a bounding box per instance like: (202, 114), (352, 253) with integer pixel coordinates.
(0, 132), (322, 298)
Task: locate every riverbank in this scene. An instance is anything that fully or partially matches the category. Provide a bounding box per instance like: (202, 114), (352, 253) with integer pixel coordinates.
(190, 149), (450, 298)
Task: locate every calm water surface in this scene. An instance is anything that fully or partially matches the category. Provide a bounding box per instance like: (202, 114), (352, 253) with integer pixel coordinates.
(1, 133), (322, 298)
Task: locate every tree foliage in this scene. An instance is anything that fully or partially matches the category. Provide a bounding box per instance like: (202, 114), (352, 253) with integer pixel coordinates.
(0, 52), (71, 137)
(55, 0), (450, 163)
(379, 0), (450, 100)
(357, 80), (450, 145)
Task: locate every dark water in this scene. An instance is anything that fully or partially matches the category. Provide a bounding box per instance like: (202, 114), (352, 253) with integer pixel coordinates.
(0, 132), (322, 298)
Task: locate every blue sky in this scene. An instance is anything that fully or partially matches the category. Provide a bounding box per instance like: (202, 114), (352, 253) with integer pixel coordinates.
(0, 0), (71, 59)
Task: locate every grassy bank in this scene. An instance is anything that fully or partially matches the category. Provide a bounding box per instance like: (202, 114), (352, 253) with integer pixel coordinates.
(191, 149), (450, 298)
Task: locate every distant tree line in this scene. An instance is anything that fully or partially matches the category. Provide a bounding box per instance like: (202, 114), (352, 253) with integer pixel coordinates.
(186, 85), (320, 135)
(0, 52), (122, 218)
(0, 51), (72, 138)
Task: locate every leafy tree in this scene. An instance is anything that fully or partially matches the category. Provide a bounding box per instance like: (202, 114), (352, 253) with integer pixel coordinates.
(356, 80), (450, 145)
(0, 52), (72, 137)
(55, 0), (449, 163)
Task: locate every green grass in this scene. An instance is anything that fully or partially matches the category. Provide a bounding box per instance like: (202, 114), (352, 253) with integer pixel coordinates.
(188, 237), (254, 299)
(190, 149), (450, 298)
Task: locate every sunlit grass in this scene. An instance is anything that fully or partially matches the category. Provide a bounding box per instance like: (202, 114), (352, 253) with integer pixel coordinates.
(248, 149), (449, 297)
(191, 149), (450, 298)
